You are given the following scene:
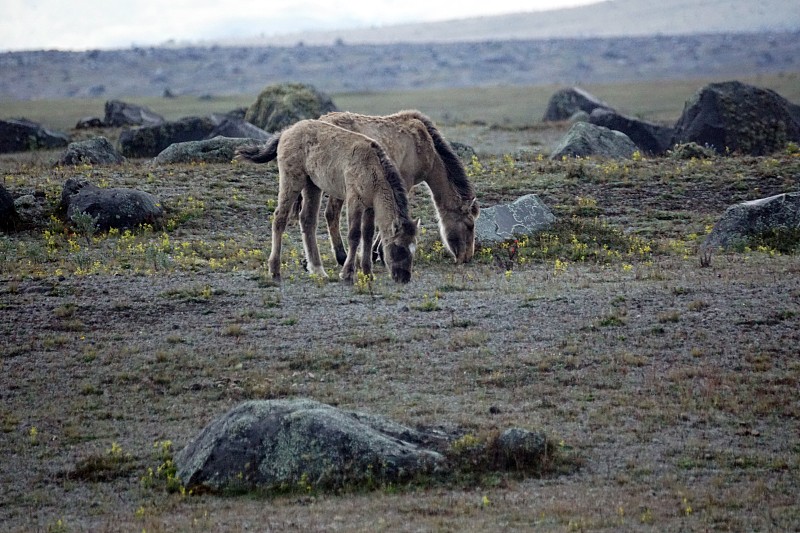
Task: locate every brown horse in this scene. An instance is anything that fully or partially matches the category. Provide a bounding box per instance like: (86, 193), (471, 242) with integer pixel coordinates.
(319, 110), (479, 265)
(236, 119), (417, 283)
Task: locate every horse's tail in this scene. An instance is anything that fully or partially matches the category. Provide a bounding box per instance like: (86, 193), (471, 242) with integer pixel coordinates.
(235, 132), (281, 164)
(404, 111), (475, 201)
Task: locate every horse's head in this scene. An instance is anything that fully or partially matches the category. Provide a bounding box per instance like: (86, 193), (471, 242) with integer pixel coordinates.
(384, 218), (418, 284)
(439, 198), (480, 264)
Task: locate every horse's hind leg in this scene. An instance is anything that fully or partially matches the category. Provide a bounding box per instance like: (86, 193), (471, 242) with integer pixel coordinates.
(325, 197), (348, 266)
(340, 198), (363, 283)
(299, 182), (326, 278)
(360, 207), (375, 277)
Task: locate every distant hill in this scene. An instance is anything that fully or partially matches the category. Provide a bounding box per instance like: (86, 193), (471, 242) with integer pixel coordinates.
(223, 0), (800, 46)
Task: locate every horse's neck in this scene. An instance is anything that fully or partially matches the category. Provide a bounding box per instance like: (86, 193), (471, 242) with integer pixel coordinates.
(422, 160), (462, 212)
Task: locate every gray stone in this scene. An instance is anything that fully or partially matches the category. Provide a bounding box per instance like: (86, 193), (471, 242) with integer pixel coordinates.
(60, 178), (164, 232)
(207, 118), (271, 141)
(589, 108), (674, 155)
(0, 118), (70, 153)
(475, 194), (556, 245)
(75, 117), (105, 129)
(175, 399), (446, 492)
(543, 87), (615, 122)
(245, 83), (338, 132)
(57, 137), (125, 166)
(153, 136), (259, 165)
(550, 122), (638, 160)
(703, 192), (800, 250)
(13, 194), (46, 225)
(672, 80), (800, 155)
(104, 100), (165, 127)
(494, 428), (552, 471)
(118, 116), (217, 158)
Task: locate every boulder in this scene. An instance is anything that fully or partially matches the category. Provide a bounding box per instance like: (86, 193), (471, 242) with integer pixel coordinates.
(245, 83), (338, 132)
(57, 137), (125, 166)
(703, 192), (800, 251)
(589, 108), (674, 155)
(175, 399), (446, 492)
(450, 141), (477, 162)
(0, 185), (17, 230)
(669, 142), (716, 160)
(475, 194), (556, 245)
(543, 87), (615, 122)
(103, 100), (165, 127)
(672, 80), (800, 155)
(118, 116), (217, 158)
(0, 118), (70, 153)
(60, 178), (164, 232)
(550, 122), (638, 160)
(207, 118), (271, 140)
(153, 136), (258, 165)
(13, 193), (47, 226)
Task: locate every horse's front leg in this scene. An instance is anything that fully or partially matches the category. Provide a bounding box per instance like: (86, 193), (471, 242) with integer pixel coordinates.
(340, 199), (363, 283)
(324, 197), (348, 267)
(268, 175), (303, 280)
(299, 182), (326, 278)
(360, 207), (376, 277)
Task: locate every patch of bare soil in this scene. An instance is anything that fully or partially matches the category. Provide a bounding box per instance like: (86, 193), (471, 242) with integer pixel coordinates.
(1, 132), (799, 531)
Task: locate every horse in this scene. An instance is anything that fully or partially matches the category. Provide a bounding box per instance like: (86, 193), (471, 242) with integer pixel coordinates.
(318, 110), (479, 265)
(236, 119), (417, 284)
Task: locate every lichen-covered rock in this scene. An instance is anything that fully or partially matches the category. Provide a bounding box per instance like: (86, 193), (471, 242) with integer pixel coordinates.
(0, 118), (70, 153)
(669, 142), (716, 160)
(175, 399), (446, 492)
(118, 116), (217, 158)
(475, 194), (556, 245)
(153, 136), (258, 165)
(543, 87), (615, 122)
(589, 108), (674, 155)
(244, 83), (338, 132)
(672, 81), (800, 155)
(703, 192), (800, 251)
(103, 100), (165, 127)
(60, 178), (164, 231)
(57, 137), (125, 166)
(550, 122), (638, 160)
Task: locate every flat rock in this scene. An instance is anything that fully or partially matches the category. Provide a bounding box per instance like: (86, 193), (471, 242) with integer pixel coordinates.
(153, 136), (259, 164)
(550, 122), (638, 160)
(475, 194), (556, 244)
(704, 192), (800, 250)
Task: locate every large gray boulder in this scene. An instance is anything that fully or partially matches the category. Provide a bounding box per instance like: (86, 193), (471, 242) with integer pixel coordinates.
(175, 399), (447, 492)
(0, 118), (69, 153)
(672, 81), (800, 155)
(475, 194), (556, 245)
(104, 100), (165, 127)
(543, 87), (615, 122)
(60, 178), (164, 232)
(703, 192), (800, 251)
(57, 137), (125, 166)
(208, 118), (271, 140)
(153, 136), (258, 165)
(589, 109), (674, 155)
(550, 122), (638, 160)
(118, 116), (217, 158)
(245, 83), (338, 132)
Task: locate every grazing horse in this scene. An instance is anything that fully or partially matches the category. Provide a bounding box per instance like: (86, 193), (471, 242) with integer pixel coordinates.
(318, 110), (479, 265)
(236, 119), (417, 283)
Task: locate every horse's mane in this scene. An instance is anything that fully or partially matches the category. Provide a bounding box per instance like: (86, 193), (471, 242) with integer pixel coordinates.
(235, 132), (281, 163)
(373, 141), (411, 221)
(397, 110), (475, 201)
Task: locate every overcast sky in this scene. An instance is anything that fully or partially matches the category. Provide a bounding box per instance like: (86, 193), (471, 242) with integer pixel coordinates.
(1, 0), (603, 52)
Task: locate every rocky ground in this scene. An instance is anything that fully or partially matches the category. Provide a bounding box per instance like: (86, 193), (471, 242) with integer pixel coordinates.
(2, 31), (798, 100)
(1, 124), (799, 531)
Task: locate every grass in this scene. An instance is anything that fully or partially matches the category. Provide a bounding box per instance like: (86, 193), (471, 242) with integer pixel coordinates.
(1, 83), (800, 531)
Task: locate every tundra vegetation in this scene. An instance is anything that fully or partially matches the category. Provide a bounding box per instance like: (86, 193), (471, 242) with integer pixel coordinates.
(1, 80), (799, 531)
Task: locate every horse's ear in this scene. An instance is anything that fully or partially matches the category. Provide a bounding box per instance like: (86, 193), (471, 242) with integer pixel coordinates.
(416, 218), (422, 229)
(470, 198), (480, 218)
